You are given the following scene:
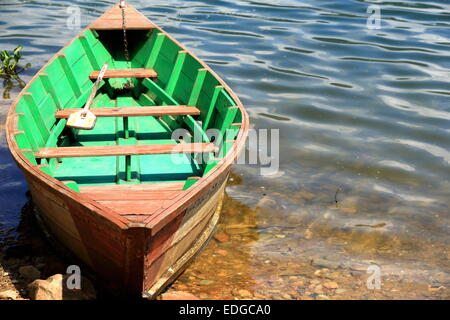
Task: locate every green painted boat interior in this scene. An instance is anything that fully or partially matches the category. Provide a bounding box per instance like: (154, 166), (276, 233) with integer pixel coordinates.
(13, 29), (243, 191)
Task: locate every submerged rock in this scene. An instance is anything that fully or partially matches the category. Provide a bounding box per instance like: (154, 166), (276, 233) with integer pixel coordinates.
(323, 281), (339, 289)
(198, 280), (214, 286)
(28, 274), (96, 300)
(214, 233), (230, 243)
(237, 289), (252, 297)
(311, 258), (341, 269)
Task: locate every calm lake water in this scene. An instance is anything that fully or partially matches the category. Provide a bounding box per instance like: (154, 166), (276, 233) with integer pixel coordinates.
(0, 0), (449, 299)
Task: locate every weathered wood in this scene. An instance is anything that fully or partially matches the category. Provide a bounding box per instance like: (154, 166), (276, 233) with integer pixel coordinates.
(97, 201), (166, 215)
(79, 182), (185, 193)
(85, 190), (180, 201)
(90, 3), (156, 30)
(35, 143), (218, 158)
(56, 106), (200, 118)
(90, 68), (157, 80)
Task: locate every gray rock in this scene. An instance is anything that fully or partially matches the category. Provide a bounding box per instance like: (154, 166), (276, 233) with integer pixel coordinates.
(311, 258), (341, 269)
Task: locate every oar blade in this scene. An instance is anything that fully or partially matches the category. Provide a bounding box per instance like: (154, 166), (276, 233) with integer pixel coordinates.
(66, 110), (97, 130)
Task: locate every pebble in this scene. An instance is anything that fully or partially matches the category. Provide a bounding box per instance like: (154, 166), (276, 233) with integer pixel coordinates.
(214, 233), (230, 243)
(292, 281), (305, 287)
(238, 289), (252, 297)
(161, 291), (200, 300)
(311, 258), (341, 269)
(323, 281), (339, 289)
(216, 249), (228, 256)
(281, 293), (292, 300)
(304, 229), (313, 240)
(314, 285), (323, 293)
(198, 280), (214, 286)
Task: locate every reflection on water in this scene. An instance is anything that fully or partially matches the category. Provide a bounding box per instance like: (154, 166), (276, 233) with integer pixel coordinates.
(1, 74), (26, 99)
(1, 0), (449, 299)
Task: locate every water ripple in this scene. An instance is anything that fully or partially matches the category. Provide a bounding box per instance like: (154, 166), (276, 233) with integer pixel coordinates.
(0, 0), (449, 294)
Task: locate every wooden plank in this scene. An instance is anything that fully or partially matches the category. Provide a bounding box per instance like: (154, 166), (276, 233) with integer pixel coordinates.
(97, 201), (164, 215)
(188, 69), (207, 106)
(142, 78), (178, 105)
(56, 106), (200, 118)
(145, 33), (165, 69)
(165, 51), (187, 95)
(79, 182), (185, 193)
(78, 35), (100, 70)
(203, 86), (223, 130)
(90, 19), (155, 30)
(22, 93), (50, 140)
(17, 114), (39, 152)
(57, 54), (82, 97)
(45, 119), (67, 148)
(39, 73), (62, 110)
(84, 190), (180, 201)
(90, 68), (157, 80)
(35, 143), (218, 158)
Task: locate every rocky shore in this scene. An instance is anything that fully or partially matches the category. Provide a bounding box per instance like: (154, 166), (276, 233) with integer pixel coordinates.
(0, 197), (448, 300)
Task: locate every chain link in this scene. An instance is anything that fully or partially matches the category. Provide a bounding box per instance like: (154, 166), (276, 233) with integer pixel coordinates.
(120, 1), (133, 89)
(121, 2), (130, 65)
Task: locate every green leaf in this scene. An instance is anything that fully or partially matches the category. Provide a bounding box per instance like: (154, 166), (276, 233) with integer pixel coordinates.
(0, 50), (9, 62)
(13, 46), (23, 56)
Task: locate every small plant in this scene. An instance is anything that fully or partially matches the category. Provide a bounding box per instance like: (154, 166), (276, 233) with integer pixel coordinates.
(0, 46), (31, 99)
(0, 46), (31, 76)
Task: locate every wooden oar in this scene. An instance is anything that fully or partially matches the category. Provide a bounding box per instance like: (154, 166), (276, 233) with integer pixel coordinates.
(66, 63), (108, 130)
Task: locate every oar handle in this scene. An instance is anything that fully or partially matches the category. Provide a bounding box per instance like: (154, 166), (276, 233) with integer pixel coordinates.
(82, 63), (108, 114)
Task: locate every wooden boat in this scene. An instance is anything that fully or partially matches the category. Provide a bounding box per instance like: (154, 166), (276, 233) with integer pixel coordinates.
(5, 2), (248, 298)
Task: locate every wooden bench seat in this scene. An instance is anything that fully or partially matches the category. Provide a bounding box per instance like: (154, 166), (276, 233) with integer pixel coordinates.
(56, 106), (200, 118)
(78, 182), (185, 193)
(35, 143), (217, 158)
(90, 68), (157, 80)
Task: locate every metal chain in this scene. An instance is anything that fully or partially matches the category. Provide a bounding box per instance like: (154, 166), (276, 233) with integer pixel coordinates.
(120, 1), (134, 89)
(120, 1), (130, 66)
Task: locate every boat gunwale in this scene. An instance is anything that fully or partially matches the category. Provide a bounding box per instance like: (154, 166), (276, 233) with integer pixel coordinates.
(5, 3), (250, 234)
